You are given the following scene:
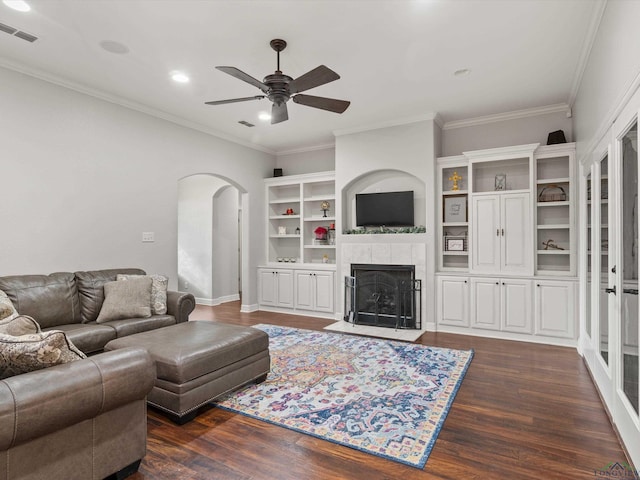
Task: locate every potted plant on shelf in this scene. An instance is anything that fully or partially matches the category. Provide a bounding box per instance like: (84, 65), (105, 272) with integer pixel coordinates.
(314, 226), (328, 245)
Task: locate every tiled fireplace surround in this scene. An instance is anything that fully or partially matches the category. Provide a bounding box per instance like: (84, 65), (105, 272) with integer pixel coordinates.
(340, 234), (428, 331)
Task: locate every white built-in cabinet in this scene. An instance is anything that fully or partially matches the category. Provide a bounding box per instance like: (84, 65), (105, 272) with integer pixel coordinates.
(437, 142), (578, 345)
(259, 171), (337, 318)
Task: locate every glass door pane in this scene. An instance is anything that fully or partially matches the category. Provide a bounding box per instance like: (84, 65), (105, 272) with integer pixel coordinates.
(586, 172), (592, 338)
(621, 120), (639, 414)
(600, 156), (609, 365)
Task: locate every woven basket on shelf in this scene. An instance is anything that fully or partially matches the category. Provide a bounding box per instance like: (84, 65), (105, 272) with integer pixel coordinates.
(538, 184), (567, 202)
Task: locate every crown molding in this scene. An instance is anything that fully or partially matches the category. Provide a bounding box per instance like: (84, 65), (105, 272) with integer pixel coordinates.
(276, 143), (335, 156)
(333, 112), (439, 137)
(442, 103), (571, 130)
(568, 0), (607, 108)
(0, 59), (276, 155)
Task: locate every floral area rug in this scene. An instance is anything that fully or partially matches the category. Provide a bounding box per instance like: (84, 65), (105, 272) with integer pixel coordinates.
(214, 324), (473, 469)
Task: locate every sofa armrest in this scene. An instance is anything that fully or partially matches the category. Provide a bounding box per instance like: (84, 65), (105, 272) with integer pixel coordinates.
(0, 347), (154, 451)
(166, 290), (196, 324)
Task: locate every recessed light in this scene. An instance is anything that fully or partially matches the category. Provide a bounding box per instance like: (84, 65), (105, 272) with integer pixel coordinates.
(3, 0), (31, 12)
(258, 112), (271, 121)
(171, 72), (190, 83)
(454, 68), (470, 77)
(99, 40), (129, 54)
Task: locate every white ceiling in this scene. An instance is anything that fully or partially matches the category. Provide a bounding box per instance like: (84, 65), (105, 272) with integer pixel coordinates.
(0, 0), (603, 154)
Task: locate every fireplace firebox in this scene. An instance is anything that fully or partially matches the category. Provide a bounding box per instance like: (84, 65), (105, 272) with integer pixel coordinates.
(344, 264), (421, 330)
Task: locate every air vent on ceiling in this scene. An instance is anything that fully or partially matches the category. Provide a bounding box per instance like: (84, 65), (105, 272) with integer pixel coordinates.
(0, 21), (37, 42)
(238, 120), (255, 127)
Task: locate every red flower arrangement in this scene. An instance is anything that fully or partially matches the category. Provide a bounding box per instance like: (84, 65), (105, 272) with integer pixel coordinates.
(314, 226), (328, 239)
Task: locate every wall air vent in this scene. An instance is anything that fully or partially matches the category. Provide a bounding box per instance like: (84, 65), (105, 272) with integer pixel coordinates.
(238, 120), (255, 127)
(0, 21), (38, 42)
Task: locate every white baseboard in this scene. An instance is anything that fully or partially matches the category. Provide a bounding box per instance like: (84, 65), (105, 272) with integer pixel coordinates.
(241, 303), (259, 313)
(195, 293), (241, 306)
(195, 297), (217, 306)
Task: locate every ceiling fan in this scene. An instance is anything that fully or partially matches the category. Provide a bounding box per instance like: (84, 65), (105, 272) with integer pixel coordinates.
(205, 39), (350, 124)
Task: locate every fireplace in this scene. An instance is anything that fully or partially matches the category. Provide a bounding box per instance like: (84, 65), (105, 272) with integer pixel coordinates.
(344, 264), (421, 330)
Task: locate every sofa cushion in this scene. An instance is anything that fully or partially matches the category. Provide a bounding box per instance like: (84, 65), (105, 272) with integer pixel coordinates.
(0, 315), (41, 336)
(45, 323), (117, 355)
(96, 277), (152, 323)
(75, 268), (146, 323)
(101, 315), (176, 338)
(117, 274), (168, 315)
(0, 273), (82, 328)
(0, 290), (18, 322)
(0, 331), (86, 380)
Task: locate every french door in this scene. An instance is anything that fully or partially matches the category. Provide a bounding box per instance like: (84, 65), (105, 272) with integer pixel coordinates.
(583, 88), (640, 467)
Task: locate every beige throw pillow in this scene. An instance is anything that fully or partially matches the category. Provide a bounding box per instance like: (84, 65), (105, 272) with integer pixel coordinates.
(117, 273), (168, 315)
(96, 277), (152, 323)
(0, 315), (41, 336)
(0, 330), (86, 380)
(0, 290), (18, 322)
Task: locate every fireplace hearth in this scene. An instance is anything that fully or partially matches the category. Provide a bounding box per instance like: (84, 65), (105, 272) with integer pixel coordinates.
(344, 264), (421, 330)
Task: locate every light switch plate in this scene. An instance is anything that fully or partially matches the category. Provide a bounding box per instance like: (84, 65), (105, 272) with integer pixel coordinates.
(142, 232), (155, 242)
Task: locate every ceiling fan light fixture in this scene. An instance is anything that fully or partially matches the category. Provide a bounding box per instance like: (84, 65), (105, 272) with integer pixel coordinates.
(3, 0), (31, 12)
(258, 112), (271, 121)
(171, 72), (190, 83)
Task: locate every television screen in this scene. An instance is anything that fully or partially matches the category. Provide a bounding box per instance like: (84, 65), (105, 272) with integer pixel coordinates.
(356, 191), (414, 227)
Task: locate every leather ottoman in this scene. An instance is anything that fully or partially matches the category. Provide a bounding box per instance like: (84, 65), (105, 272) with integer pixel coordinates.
(105, 321), (270, 423)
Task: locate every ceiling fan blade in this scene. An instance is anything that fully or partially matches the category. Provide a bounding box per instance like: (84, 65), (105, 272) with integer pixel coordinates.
(271, 102), (289, 124)
(292, 94), (350, 114)
(205, 95), (265, 105)
(216, 66), (268, 92)
(289, 65), (340, 94)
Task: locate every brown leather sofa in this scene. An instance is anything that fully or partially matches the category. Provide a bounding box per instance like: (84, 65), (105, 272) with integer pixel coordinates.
(0, 347), (155, 480)
(0, 268), (196, 354)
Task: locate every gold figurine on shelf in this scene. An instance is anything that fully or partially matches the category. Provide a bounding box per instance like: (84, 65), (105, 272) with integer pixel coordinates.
(449, 171), (462, 191)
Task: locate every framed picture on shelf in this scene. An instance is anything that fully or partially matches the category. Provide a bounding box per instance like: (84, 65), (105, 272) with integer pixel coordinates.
(445, 237), (466, 251)
(443, 195), (467, 223)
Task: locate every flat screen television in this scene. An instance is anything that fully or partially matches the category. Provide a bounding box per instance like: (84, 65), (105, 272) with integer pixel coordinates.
(356, 191), (414, 227)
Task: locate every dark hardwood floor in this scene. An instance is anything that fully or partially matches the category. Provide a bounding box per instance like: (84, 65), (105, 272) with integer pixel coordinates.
(131, 302), (631, 479)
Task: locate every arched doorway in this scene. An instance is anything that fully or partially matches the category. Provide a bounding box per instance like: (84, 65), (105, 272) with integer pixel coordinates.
(177, 174), (247, 307)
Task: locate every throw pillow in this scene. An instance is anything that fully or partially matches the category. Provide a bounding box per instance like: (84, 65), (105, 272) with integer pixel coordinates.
(0, 289), (18, 322)
(96, 276), (152, 323)
(117, 273), (168, 315)
(0, 330), (86, 380)
(0, 315), (41, 336)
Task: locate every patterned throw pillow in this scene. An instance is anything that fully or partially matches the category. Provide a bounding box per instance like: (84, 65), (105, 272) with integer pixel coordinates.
(0, 290), (18, 322)
(117, 274), (168, 315)
(0, 315), (41, 336)
(0, 330), (86, 380)
(96, 277), (152, 323)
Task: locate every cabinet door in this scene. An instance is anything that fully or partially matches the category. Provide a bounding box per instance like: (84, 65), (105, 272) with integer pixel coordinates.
(437, 276), (469, 327)
(295, 271), (314, 310)
(313, 271), (334, 313)
(501, 193), (532, 274)
(534, 280), (575, 338)
(472, 195), (501, 272)
(276, 270), (294, 307)
(258, 269), (277, 306)
(470, 277), (501, 330)
(501, 278), (532, 333)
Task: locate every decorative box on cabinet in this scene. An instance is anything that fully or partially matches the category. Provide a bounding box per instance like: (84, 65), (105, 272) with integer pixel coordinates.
(294, 270), (334, 313)
(258, 268), (294, 308)
(437, 276), (469, 327)
(470, 277), (532, 334)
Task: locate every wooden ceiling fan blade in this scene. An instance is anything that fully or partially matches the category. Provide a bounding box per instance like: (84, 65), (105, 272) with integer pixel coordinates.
(205, 95), (265, 105)
(216, 66), (268, 92)
(292, 94), (350, 113)
(272, 102), (289, 124)
(289, 65), (340, 94)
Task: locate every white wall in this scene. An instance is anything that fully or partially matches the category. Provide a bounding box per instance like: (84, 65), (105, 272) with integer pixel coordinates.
(0, 66), (274, 308)
(442, 110), (572, 157)
(275, 147), (335, 176)
(573, 0), (640, 161)
(212, 185), (239, 302)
